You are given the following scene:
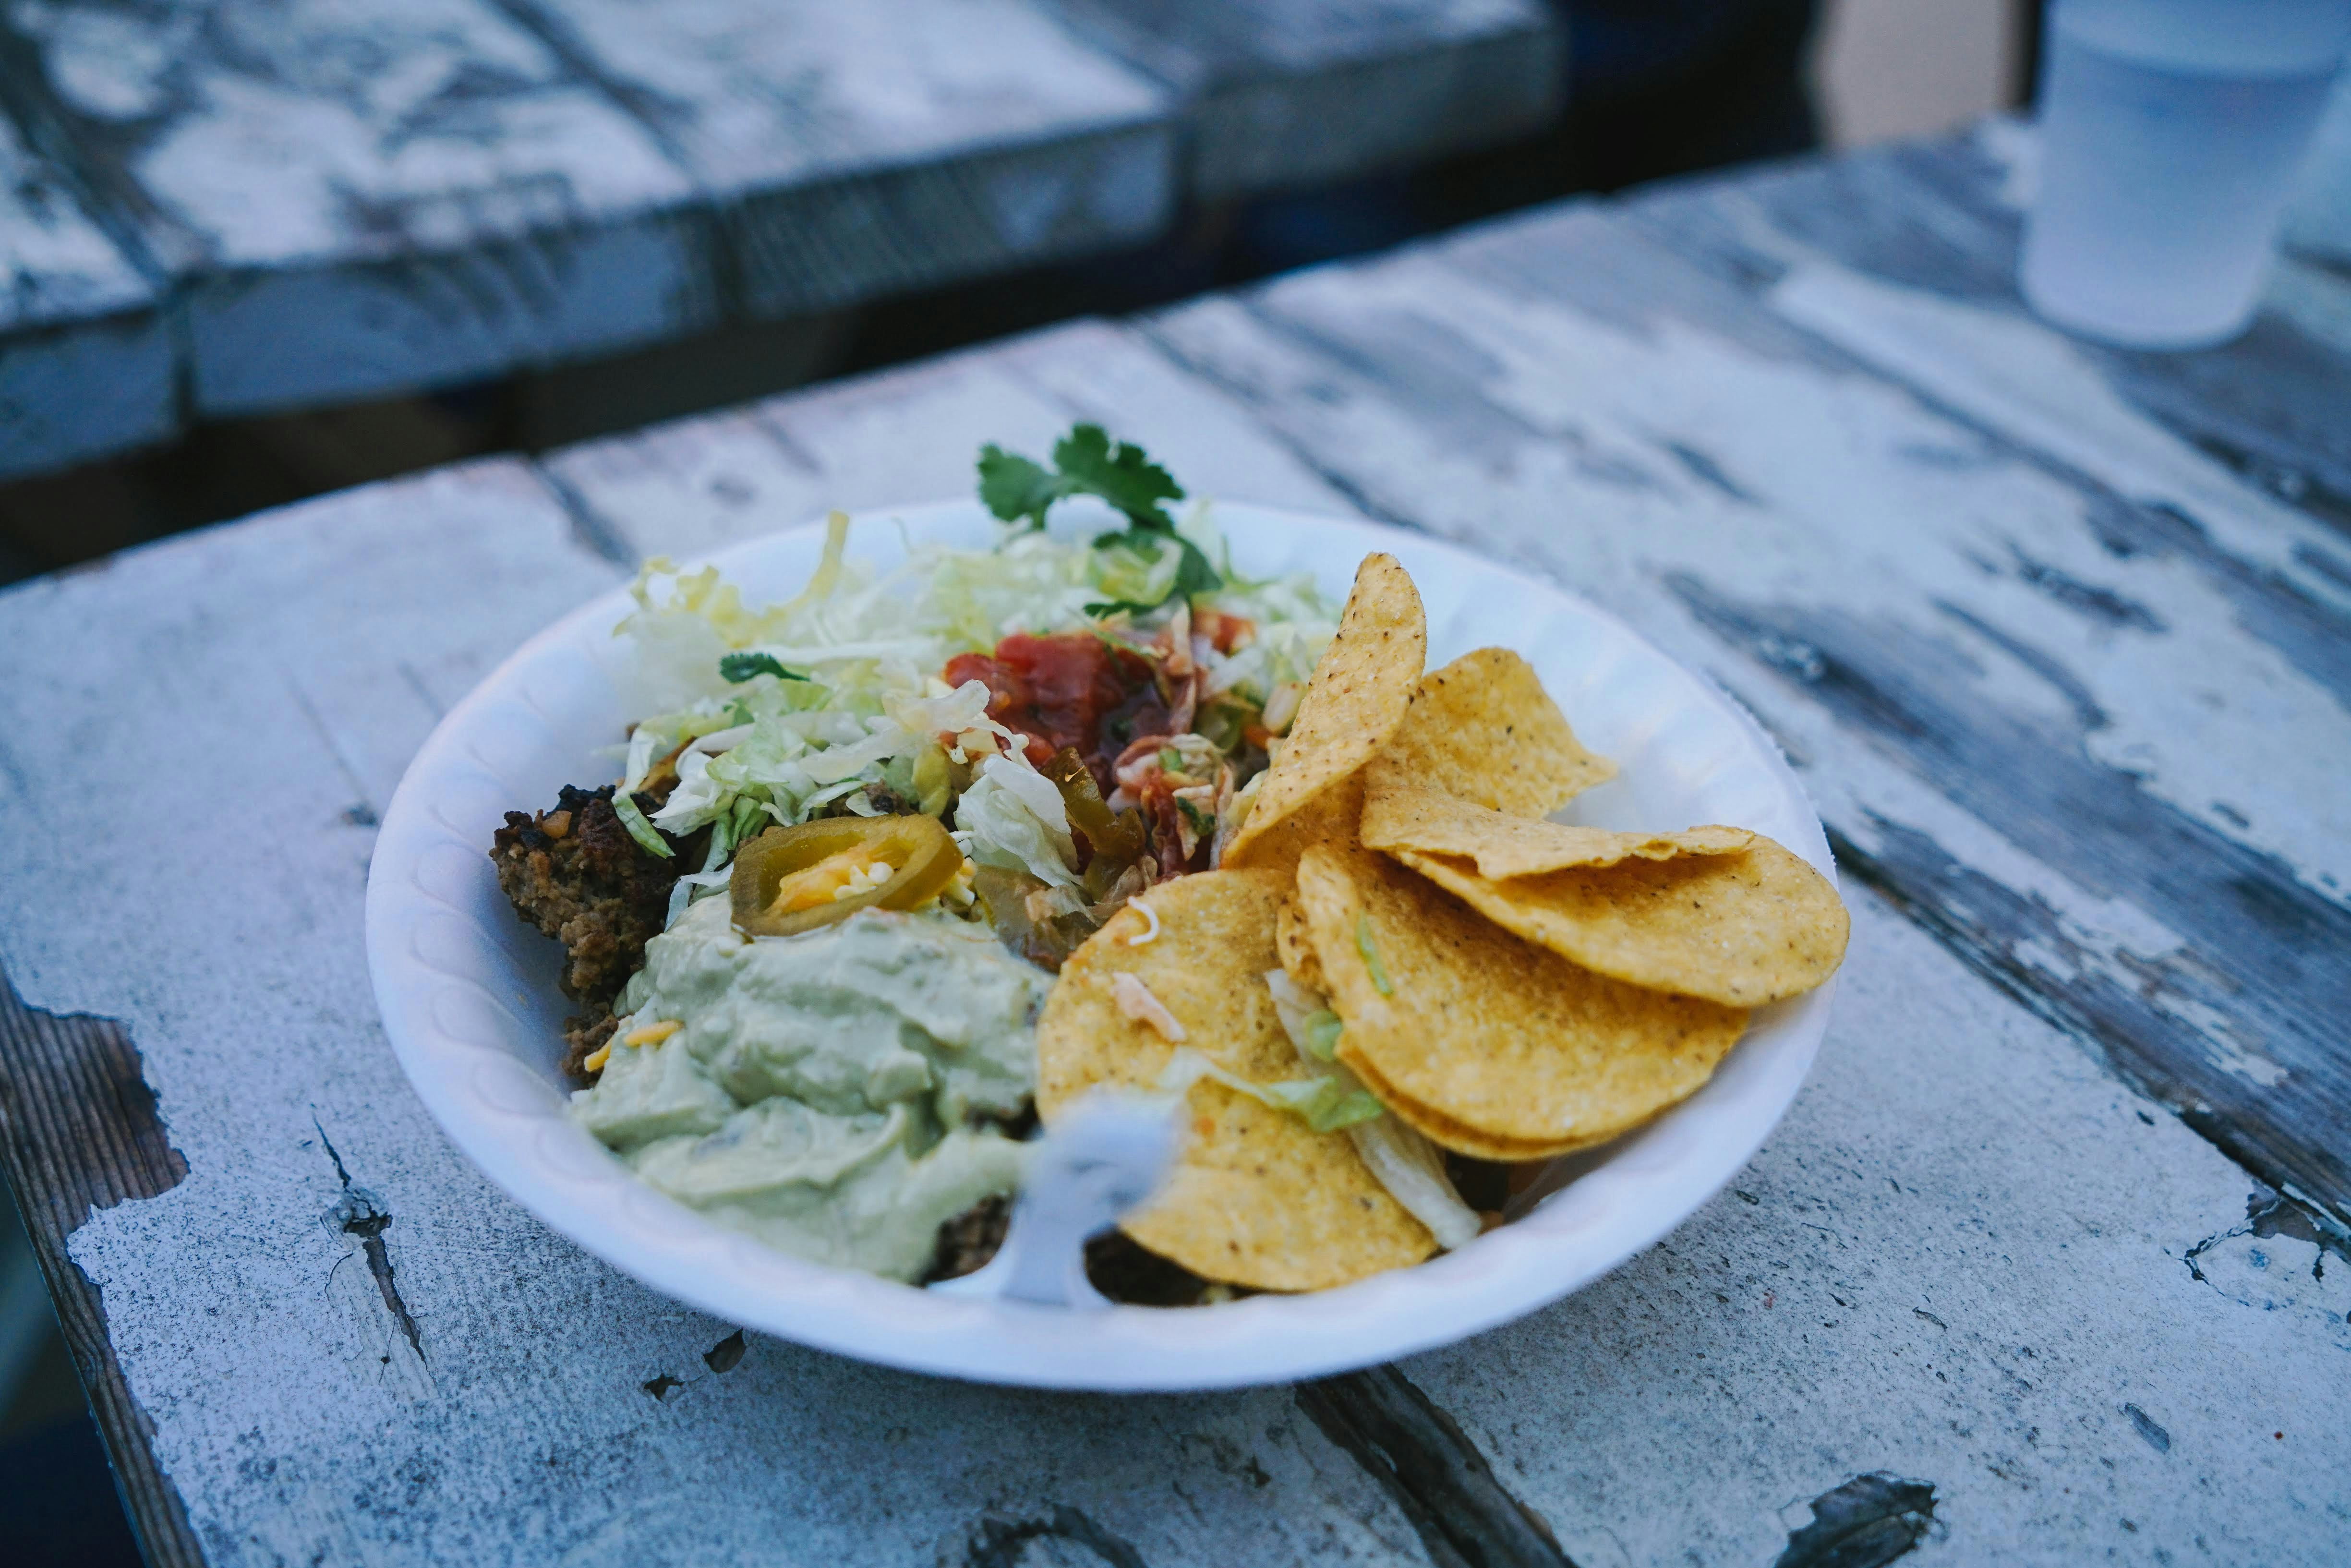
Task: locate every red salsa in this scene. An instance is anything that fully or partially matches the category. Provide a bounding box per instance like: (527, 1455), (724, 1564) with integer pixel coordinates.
(943, 632), (1175, 789)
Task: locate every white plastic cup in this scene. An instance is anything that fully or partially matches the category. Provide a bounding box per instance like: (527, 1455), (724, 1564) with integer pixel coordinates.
(2021, 0), (2351, 349)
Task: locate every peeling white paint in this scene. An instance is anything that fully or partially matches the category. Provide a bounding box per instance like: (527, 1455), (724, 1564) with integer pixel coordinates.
(1194, 252), (2351, 905)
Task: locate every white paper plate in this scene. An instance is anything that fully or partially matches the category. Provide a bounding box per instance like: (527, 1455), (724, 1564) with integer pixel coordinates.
(365, 501), (1837, 1390)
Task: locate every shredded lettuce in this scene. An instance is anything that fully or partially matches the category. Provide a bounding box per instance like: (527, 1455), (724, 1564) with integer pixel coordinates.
(1263, 970), (1483, 1249)
(1346, 1104), (1485, 1250)
(1157, 1047), (1383, 1134)
(1355, 914), (1395, 995)
(1195, 542), (1339, 702)
(607, 491), (1339, 903)
(953, 752), (1081, 889)
(610, 791), (672, 859)
(1301, 1010), (1343, 1061)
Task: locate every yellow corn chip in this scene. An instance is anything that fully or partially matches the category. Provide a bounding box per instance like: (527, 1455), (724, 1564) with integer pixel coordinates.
(1362, 776), (1753, 878)
(1295, 846), (1748, 1157)
(1333, 1047), (1607, 1161)
(1275, 891), (1326, 993)
(1380, 648), (1614, 818)
(1223, 555), (1423, 874)
(1393, 835), (1847, 1008)
(1036, 868), (1434, 1290)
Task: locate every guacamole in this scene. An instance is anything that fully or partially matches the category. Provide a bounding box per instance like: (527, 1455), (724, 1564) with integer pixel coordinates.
(570, 894), (1050, 1280)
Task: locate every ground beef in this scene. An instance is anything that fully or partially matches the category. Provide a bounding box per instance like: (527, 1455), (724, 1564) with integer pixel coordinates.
(489, 783), (704, 1076)
(920, 1180), (1235, 1308)
(923, 1195), (1011, 1283)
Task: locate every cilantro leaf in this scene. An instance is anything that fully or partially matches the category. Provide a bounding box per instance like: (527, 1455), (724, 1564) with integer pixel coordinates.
(977, 445), (1066, 529)
(719, 651), (808, 684)
(976, 424), (1184, 532)
(1051, 424), (1182, 528)
(1169, 533), (1222, 597)
(980, 425), (1209, 616)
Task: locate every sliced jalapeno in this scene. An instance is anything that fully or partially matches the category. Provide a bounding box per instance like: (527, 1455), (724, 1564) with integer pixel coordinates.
(730, 815), (962, 937)
(1042, 746), (1145, 881)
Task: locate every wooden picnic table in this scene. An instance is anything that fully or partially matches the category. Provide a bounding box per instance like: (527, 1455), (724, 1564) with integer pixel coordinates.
(4, 123), (2350, 1567)
(0, 0), (1556, 483)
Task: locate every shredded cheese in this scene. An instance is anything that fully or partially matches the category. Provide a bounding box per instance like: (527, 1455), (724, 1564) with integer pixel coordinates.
(623, 1019), (682, 1048)
(766, 847), (889, 914)
(1126, 898), (1161, 945)
(1111, 972), (1186, 1041)
(581, 1042), (613, 1073)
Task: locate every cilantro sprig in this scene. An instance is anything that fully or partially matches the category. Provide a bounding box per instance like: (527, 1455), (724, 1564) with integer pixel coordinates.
(980, 424), (1182, 530)
(977, 424), (1222, 616)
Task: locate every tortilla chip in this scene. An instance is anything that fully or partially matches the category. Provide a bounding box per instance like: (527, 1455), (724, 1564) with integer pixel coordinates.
(1223, 555), (1423, 874)
(1332, 1043), (1604, 1161)
(1362, 776), (1753, 879)
(1295, 846), (1748, 1156)
(1226, 771), (1365, 888)
(1393, 835), (1847, 1008)
(1036, 868), (1434, 1290)
(1380, 648), (1615, 818)
(1275, 891), (1326, 993)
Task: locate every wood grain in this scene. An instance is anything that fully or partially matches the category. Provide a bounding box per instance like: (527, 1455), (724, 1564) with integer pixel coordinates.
(0, 974), (199, 1568)
(1621, 139), (2351, 1225)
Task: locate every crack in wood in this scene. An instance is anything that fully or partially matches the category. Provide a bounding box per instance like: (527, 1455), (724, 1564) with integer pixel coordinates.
(1296, 1364), (1572, 1568)
(1999, 544), (2166, 632)
(537, 462), (641, 568)
(2183, 1180), (2347, 1291)
(313, 1116), (426, 1364)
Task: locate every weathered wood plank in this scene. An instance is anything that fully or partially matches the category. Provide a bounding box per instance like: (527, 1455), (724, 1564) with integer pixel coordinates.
(541, 313), (1355, 563)
(1632, 128), (2351, 544)
(495, 0), (1175, 319)
(7, 433), (2345, 1560)
(1616, 141), (2351, 1222)
(1399, 888), (2350, 1566)
(0, 0), (709, 417)
(0, 977), (198, 1568)
(0, 0), (1571, 466)
(0, 109), (174, 477)
(1042, 0), (1561, 198)
(1142, 193), (2351, 1228)
(5, 140), (2350, 1567)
